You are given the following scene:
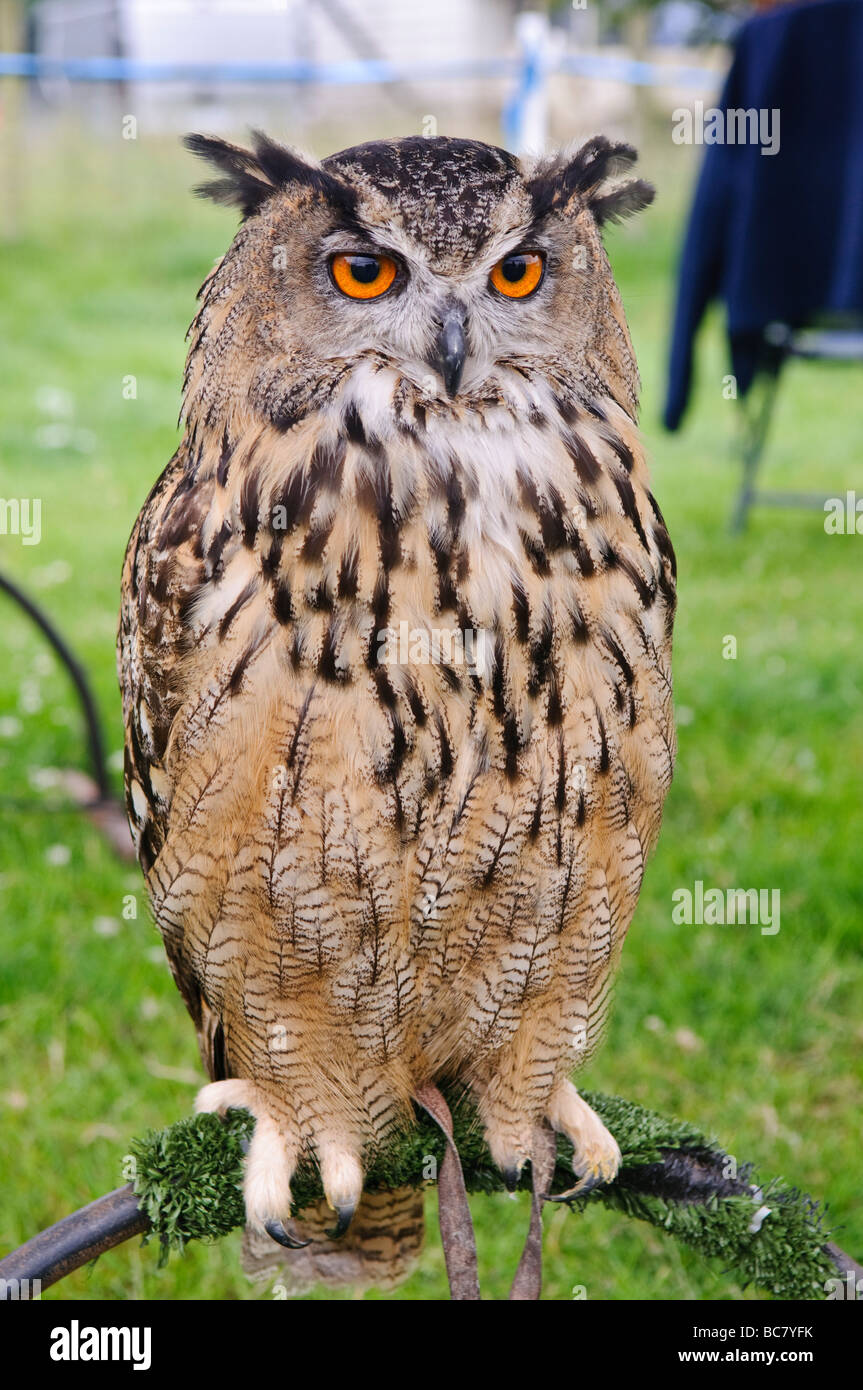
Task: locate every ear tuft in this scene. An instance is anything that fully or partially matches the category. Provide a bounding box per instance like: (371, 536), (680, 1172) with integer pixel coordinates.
(183, 130), (357, 222)
(566, 135), (639, 193)
(526, 136), (654, 227)
(591, 178), (655, 226)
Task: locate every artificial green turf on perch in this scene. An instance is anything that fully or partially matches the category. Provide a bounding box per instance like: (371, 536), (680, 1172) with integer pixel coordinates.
(128, 1091), (843, 1301)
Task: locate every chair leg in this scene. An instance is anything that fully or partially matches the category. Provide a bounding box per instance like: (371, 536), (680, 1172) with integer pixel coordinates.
(731, 366), (781, 533)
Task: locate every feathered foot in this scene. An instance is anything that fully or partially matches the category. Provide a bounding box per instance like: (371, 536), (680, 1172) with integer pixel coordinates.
(195, 1079), (363, 1247)
(544, 1078), (621, 1201)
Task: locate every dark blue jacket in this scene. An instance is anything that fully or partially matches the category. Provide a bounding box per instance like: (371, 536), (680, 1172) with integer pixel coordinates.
(664, 0), (863, 431)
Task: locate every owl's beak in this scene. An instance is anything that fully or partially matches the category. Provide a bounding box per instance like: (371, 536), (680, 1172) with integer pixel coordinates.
(432, 306), (468, 398)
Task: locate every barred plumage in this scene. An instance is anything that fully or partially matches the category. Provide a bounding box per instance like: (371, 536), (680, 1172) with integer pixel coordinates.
(118, 132), (675, 1291)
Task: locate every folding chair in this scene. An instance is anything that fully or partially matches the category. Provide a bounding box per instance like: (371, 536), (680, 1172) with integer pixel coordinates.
(732, 318), (863, 532)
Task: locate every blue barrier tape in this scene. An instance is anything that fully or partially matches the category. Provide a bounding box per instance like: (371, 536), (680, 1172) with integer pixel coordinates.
(559, 53), (718, 88)
(0, 50), (720, 89)
(0, 54), (515, 83)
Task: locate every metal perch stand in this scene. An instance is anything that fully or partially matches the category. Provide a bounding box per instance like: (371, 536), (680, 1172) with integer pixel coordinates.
(1, 1095), (860, 1301)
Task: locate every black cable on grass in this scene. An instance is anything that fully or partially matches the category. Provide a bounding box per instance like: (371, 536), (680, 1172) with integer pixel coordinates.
(0, 569), (111, 801)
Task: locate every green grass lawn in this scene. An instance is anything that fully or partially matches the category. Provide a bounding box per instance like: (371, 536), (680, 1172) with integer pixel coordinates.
(0, 125), (860, 1302)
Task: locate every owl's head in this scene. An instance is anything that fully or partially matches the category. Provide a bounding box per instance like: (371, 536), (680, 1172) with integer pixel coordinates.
(183, 132), (653, 435)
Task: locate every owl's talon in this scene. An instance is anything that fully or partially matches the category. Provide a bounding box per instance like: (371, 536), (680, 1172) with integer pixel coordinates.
(545, 1172), (607, 1204)
(265, 1218), (310, 1249)
(482, 1128), (531, 1195)
(326, 1201), (357, 1239)
(502, 1164), (522, 1193)
(320, 1148), (363, 1237)
(546, 1079), (621, 1195)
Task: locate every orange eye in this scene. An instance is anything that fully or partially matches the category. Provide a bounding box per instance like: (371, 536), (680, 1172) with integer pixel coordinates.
(331, 253), (397, 300)
(489, 251), (544, 299)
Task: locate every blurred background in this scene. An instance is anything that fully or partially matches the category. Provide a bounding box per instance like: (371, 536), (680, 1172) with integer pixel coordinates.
(0, 0), (861, 1301)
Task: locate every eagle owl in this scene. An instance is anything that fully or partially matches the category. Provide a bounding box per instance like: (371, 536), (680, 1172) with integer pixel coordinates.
(118, 132), (675, 1293)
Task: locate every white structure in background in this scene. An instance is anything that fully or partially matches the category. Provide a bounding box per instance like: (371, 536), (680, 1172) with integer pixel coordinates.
(32, 0), (513, 134)
(512, 12), (547, 154)
(30, 0), (722, 147)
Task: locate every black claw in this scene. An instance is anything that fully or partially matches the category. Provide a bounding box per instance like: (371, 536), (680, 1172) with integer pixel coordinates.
(546, 1174), (604, 1204)
(326, 1202), (357, 1239)
(265, 1218), (310, 1249)
(503, 1165), (521, 1193)
(576, 1174), (606, 1197)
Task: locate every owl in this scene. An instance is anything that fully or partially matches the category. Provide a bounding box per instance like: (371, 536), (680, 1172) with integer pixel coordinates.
(118, 132), (675, 1295)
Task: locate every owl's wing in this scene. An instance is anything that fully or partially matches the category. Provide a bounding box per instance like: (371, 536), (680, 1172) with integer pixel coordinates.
(118, 443), (228, 1077)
